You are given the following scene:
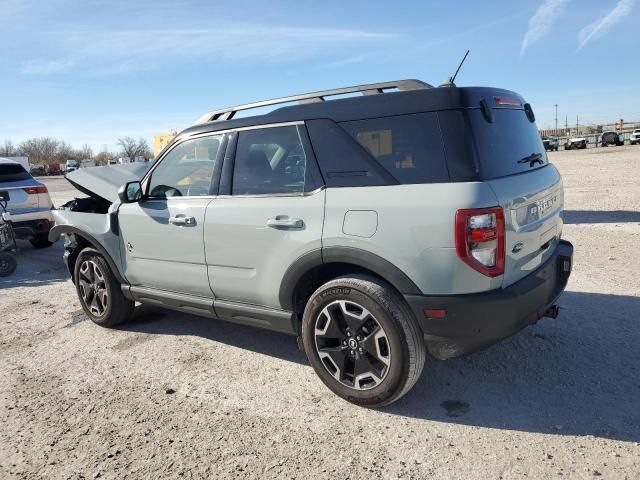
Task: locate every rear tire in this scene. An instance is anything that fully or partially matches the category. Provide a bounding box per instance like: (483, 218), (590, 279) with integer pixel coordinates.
(0, 252), (17, 277)
(74, 248), (134, 327)
(30, 234), (54, 249)
(302, 275), (426, 407)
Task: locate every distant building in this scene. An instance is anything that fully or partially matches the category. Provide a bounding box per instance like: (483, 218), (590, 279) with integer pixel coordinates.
(153, 130), (178, 156)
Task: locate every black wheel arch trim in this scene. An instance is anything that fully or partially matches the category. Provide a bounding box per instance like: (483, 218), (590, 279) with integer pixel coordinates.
(49, 225), (127, 285)
(279, 246), (422, 311)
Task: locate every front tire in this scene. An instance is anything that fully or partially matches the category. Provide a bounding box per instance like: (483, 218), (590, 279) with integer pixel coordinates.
(74, 248), (134, 327)
(302, 275), (426, 407)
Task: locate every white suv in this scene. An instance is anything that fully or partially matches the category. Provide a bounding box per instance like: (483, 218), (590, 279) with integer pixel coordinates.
(0, 158), (54, 248)
(630, 129), (640, 145)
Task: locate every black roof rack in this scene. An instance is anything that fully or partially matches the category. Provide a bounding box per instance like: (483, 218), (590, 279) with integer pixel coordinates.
(195, 79), (432, 124)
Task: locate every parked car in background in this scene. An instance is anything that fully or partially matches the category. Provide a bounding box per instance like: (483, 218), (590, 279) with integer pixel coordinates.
(0, 159), (54, 248)
(600, 131), (624, 147)
(51, 80), (573, 407)
(48, 163), (62, 176)
(565, 136), (587, 150)
(66, 159), (80, 173)
(30, 165), (46, 176)
(629, 129), (640, 145)
(542, 136), (558, 151)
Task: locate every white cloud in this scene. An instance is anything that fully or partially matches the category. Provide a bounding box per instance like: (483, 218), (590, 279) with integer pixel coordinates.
(578, 0), (636, 49)
(19, 25), (394, 76)
(20, 59), (75, 75)
(321, 54), (371, 69)
(520, 0), (570, 56)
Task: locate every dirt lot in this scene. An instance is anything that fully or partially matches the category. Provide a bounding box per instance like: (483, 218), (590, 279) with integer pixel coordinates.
(1, 147), (639, 479)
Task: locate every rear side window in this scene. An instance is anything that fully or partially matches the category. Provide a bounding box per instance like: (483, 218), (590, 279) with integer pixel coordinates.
(232, 126), (307, 195)
(467, 108), (547, 179)
(340, 112), (449, 184)
(0, 164), (31, 182)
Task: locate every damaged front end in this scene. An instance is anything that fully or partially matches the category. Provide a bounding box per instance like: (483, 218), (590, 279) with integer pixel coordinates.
(49, 163), (151, 282)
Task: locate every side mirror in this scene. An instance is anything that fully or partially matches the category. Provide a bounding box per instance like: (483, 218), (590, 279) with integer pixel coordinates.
(118, 181), (143, 203)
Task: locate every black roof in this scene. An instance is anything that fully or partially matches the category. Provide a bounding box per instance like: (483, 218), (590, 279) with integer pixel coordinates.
(177, 84), (525, 140)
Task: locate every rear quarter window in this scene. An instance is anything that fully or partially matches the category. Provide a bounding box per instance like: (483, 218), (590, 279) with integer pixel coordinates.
(0, 164), (31, 182)
(340, 112), (449, 184)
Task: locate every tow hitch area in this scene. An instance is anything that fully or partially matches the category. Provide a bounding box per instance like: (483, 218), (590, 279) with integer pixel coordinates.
(543, 304), (560, 319)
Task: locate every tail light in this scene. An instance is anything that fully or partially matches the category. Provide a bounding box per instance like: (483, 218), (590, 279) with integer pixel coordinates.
(455, 207), (505, 277)
(23, 186), (48, 195)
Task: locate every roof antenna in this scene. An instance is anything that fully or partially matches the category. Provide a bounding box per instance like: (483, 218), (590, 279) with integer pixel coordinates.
(439, 49), (470, 87)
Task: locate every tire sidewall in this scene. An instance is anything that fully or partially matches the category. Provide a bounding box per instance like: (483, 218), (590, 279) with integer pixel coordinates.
(302, 280), (410, 406)
(74, 249), (115, 325)
(0, 252), (17, 277)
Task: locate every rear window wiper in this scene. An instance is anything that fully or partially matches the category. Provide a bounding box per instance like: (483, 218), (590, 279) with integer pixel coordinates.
(517, 153), (544, 167)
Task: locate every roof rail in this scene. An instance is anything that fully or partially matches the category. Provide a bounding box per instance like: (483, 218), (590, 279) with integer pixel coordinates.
(195, 79), (432, 124)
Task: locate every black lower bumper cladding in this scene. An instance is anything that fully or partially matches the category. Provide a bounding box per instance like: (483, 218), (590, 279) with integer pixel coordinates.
(405, 240), (573, 359)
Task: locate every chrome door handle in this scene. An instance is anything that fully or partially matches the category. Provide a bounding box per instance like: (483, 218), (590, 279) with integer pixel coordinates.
(169, 215), (196, 226)
(266, 216), (304, 229)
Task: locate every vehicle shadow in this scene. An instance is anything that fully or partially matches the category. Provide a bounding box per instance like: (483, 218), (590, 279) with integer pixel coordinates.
(387, 291), (640, 443)
(121, 291), (640, 442)
(120, 304), (307, 365)
(0, 239), (69, 289)
(562, 209), (640, 224)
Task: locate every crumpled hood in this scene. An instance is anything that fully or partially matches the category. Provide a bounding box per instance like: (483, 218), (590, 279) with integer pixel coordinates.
(65, 163), (151, 204)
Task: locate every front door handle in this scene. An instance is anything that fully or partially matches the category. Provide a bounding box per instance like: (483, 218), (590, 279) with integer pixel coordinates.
(266, 216), (304, 229)
(169, 215), (196, 226)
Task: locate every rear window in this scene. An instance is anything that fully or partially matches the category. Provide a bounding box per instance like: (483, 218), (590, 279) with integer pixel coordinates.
(340, 112), (449, 184)
(0, 164), (31, 182)
(467, 108), (547, 179)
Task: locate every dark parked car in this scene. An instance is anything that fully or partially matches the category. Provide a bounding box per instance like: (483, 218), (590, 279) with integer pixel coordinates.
(542, 136), (558, 151)
(600, 131), (624, 147)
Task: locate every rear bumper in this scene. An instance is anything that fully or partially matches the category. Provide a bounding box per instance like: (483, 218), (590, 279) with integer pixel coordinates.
(404, 240), (573, 359)
(10, 210), (54, 239)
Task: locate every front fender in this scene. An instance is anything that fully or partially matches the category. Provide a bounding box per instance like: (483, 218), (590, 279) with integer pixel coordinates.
(49, 209), (127, 284)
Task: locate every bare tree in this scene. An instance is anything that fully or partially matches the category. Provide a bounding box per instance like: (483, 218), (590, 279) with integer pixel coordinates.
(95, 150), (114, 166)
(137, 138), (152, 160)
(55, 141), (76, 163)
(80, 144), (93, 160)
(0, 140), (16, 157)
(18, 137), (59, 165)
(117, 137), (139, 161)
(117, 136), (149, 161)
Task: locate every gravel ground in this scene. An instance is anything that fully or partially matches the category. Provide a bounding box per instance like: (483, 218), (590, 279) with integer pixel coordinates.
(1, 147), (639, 479)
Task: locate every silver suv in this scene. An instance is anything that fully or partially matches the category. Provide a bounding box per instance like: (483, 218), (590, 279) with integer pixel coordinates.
(51, 80), (573, 407)
(0, 158), (54, 248)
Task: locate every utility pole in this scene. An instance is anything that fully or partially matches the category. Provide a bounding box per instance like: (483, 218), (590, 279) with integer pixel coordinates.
(576, 115), (579, 135)
(555, 104), (558, 135)
(565, 116), (568, 135)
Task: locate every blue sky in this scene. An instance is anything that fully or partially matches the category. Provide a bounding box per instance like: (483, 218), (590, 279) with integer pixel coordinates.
(1, 0), (638, 152)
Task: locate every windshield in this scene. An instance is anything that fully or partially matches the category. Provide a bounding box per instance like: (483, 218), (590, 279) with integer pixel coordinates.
(466, 108), (547, 179)
(0, 163), (32, 182)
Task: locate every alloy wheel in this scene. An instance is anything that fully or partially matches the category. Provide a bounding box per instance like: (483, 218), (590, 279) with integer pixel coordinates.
(78, 259), (109, 317)
(314, 300), (391, 390)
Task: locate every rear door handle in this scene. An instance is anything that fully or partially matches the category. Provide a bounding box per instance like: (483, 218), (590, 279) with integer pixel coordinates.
(169, 215), (196, 226)
(266, 216), (304, 229)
